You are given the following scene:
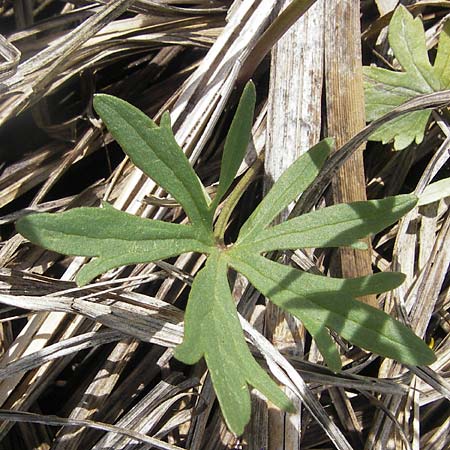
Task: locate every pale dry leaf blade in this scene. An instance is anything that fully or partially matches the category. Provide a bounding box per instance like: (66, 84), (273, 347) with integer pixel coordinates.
(242, 194), (417, 252)
(0, 409), (183, 450)
(174, 251), (293, 435)
(93, 94), (212, 228)
(228, 251), (436, 368)
(0, 292), (184, 347)
(0, 330), (122, 380)
(16, 206), (213, 286)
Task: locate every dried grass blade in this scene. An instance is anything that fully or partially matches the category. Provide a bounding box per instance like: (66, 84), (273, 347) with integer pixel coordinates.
(409, 365), (450, 404)
(0, 0), (135, 126)
(53, 338), (140, 449)
(93, 376), (197, 449)
(0, 409), (184, 450)
(239, 316), (354, 450)
(262, 0), (325, 445)
(0, 330), (122, 379)
(0, 293), (183, 348)
(0, 34), (20, 81)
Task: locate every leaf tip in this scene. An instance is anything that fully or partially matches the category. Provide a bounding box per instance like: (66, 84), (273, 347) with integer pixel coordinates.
(75, 268), (95, 287)
(15, 215), (28, 236)
(314, 137), (334, 161)
(243, 79), (256, 99)
(76, 259), (108, 287)
(401, 339), (436, 367)
(422, 347), (437, 365)
(92, 93), (111, 113)
(160, 111), (172, 128)
(173, 343), (202, 366)
(284, 399), (297, 414)
(323, 136), (335, 149)
(16, 213), (42, 245)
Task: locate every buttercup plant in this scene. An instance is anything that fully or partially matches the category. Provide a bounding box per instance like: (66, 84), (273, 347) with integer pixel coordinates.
(16, 81), (436, 435)
(364, 5), (450, 150)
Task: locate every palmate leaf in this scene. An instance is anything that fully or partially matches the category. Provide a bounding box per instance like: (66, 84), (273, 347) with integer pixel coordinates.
(14, 81), (437, 437)
(227, 251), (436, 371)
(93, 95), (212, 230)
(237, 194), (417, 252)
(363, 6), (450, 149)
(16, 204), (213, 286)
(174, 251), (294, 435)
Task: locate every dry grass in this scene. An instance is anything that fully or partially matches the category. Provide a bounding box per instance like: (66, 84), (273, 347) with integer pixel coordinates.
(0, 1), (449, 449)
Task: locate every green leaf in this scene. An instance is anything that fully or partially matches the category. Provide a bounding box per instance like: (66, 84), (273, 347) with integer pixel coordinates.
(387, 7), (439, 90)
(211, 81), (256, 211)
(16, 205), (213, 286)
(363, 6), (449, 149)
(174, 252), (294, 435)
(237, 194), (417, 253)
(237, 138), (333, 243)
(418, 177), (450, 206)
(14, 89), (436, 437)
(363, 109), (431, 151)
(93, 95), (212, 229)
(228, 251), (436, 369)
(434, 20), (450, 88)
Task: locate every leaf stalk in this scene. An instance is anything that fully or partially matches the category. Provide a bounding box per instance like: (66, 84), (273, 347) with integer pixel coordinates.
(214, 155), (264, 244)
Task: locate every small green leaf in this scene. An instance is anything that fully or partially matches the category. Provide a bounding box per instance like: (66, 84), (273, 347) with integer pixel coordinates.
(363, 6), (449, 149)
(238, 194), (417, 253)
(388, 7), (439, 90)
(228, 251), (436, 368)
(237, 138), (333, 243)
(434, 20), (450, 88)
(175, 251), (294, 435)
(93, 95), (212, 229)
(418, 177), (450, 206)
(211, 81), (256, 211)
(16, 206), (213, 286)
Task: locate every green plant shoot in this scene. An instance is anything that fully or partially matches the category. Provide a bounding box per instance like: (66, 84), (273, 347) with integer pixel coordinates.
(16, 81), (436, 435)
(364, 5), (450, 149)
